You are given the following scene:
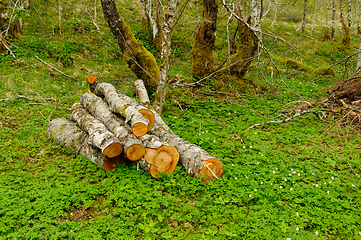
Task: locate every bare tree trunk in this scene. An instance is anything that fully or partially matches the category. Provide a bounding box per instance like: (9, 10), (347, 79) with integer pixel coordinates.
(100, 0), (160, 91)
(153, 0), (178, 115)
(347, 0), (351, 27)
(332, 0), (336, 39)
(192, 0), (218, 79)
(250, 0), (262, 41)
(301, 0), (308, 35)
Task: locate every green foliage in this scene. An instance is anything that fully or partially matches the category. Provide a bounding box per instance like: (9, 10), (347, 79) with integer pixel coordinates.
(1, 0), (361, 239)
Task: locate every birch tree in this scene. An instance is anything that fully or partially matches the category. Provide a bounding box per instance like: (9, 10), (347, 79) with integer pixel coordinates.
(332, 0), (336, 39)
(357, 40), (361, 72)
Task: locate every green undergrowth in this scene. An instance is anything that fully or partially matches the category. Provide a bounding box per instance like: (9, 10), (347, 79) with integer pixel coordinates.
(1, 0), (361, 239)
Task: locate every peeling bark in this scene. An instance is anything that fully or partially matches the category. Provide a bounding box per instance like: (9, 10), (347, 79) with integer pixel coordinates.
(88, 79), (150, 137)
(100, 0), (160, 90)
(150, 123), (223, 182)
(79, 92), (145, 161)
(192, 0), (218, 79)
(47, 118), (124, 171)
(70, 103), (123, 158)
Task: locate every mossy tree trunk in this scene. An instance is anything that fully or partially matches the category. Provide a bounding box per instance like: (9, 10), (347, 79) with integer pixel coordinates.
(340, 0), (351, 47)
(226, 6), (258, 80)
(192, 0), (218, 80)
(0, 0), (23, 53)
(100, 0), (160, 91)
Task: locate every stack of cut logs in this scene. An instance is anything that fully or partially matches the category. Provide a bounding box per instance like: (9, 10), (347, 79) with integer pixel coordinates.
(47, 76), (223, 182)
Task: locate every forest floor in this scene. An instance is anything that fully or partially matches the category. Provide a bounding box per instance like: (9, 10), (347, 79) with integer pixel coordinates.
(1, 0), (361, 239)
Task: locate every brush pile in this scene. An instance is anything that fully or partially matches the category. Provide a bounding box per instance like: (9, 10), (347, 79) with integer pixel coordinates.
(47, 76), (223, 182)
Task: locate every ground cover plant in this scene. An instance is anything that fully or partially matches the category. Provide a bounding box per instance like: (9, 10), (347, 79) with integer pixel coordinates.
(1, 0), (361, 239)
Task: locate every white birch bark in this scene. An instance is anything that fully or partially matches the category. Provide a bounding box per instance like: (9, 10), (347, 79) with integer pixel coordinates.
(347, 0), (351, 27)
(70, 103), (123, 158)
(47, 118), (124, 171)
(89, 81), (150, 137)
(250, 0), (262, 41)
(79, 93), (145, 161)
(150, 123), (223, 182)
(301, 0), (308, 35)
(153, 0), (178, 115)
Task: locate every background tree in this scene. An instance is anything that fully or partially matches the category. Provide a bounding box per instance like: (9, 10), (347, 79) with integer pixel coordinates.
(332, 0), (336, 39)
(192, 0), (218, 79)
(301, 0), (308, 35)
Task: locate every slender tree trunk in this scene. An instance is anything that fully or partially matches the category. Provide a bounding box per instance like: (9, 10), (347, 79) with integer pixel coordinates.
(192, 0), (218, 79)
(100, 0), (160, 91)
(332, 0), (336, 39)
(301, 0), (308, 35)
(153, 0), (178, 115)
(250, 0), (262, 41)
(347, 0), (351, 27)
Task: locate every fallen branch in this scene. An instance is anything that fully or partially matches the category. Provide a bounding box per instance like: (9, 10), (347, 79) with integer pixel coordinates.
(35, 55), (77, 81)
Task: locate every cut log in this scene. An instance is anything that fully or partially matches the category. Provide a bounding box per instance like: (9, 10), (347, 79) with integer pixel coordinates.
(135, 79), (171, 131)
(88, 76), (150, 137)
(47, 118), (124, 171)
(79, 92), (145, 161)
(150, 123), (223, 182)
(138, 134), (179, 178)
(70, 103), (123, 158)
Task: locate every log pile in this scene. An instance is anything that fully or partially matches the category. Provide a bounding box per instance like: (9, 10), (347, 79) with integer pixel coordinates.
(47, 77), (223, 182)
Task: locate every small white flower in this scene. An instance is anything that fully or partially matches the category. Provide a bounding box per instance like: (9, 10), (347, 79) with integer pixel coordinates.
(245, 176), (248, 179)
(273, 171), (276, 174)
(329, 181), (332, 184)
(249, 195), (252, 197)
(254, 189), (257, 192)
(271, 183), (273, 185)
(198, 134), (201, 136)
(232, 164), (234, 166)
(296, 226), (299, 231)
(284, 178), (287, 181)
(202, 131), (204, 133)
(327, 191), (330, 194)
(261, 182), (263, 184)
(298, 173), (300, 176)
(291, 168), (293, 171)
(213, 140), (216, 142)
(296, 212), (299, 216)
(331, 176), (334, 180)
(359, 232), (361, 235)
(276, 167), (278, 170)
(257, 162), (259, 165)
(315, 184), (318, 187)
(287, 238), (291, 240)
(289, 174), (292, 176)
(261, 154), (263, 157)
(255, 132), (257, 135)
(206, 130), (208, 133)
(234, 111), (236, 113)
(352, 184), (355, 187)
(235, 177), (237, 180)
(250, 146), (252, 148)
(243, 146), (246, 149)
(293, 171), (296, 174)
(228, 112), (230, 115)
(315, 231), (319, 236)
(324, 182), (327, 185)
(290, 188), (293, 191)
(280, 186), (283, 189)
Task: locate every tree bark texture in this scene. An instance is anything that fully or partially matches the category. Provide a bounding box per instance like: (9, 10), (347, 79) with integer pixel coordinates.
(150, 123), (223, 182)
(301, 0), (308, 35)
(89, 80), (150, 137)
(227, 14), (258, 80)
(192, 0), (218, 79)
(100, 0), (160, 90)
(340, 0), (351, 48)
(347, 0), (351, 27)
(135, 79), (170, 131)
(153, 0), (178, 115)
(47, 118), (125, 171)
(79, 92), (146, 161)
(70, 103), (123, 158)
(250, 0), (262, 41)
(357, 40), (361, 72)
